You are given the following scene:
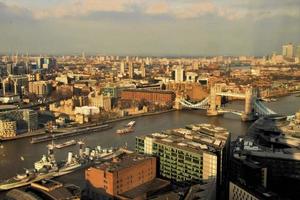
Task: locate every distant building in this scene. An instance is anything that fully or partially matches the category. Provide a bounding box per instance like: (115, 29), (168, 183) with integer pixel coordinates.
(121, 89), (175, 105)
(28, 81), (52, 96)
(172, 65), (186, 82)
(74, 106), (100, 116)
(296, 45), (300, 59)
(101, 86), (118, 98)
(128, 62), (134, 79)
(282, 43), (294, 58)
(120, 62), (125, 74)
(0, 119), (17, 138)
(88, 91), (112, 111)
(136, 123), (231, 199)
(140, 62), (146, 78)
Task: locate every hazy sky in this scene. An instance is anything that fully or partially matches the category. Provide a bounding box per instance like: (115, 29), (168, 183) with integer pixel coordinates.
(0, 0), (299, 56)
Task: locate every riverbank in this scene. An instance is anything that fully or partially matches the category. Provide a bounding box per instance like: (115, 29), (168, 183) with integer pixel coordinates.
(0, 109), (176, 142)
(104, 109), (176, 124)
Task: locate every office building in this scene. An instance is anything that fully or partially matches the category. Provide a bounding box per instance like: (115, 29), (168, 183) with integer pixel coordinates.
(22, 109), (38, 131)
(282, 43), (294, 58)
(120, 62), (125, 74)
(128, 61), (134, 79)
(140, 62), (146, 78)
(229, 115), (300, 200)
(296, 45), (300, 59)
(0, 119), (17, 138)
(0, 109), (38, 132)
(136, 123), (230, 198)
(172, 65), (186, 82)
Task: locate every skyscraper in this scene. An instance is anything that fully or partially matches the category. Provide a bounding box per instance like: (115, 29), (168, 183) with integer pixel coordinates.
(296, 45), (300, 59)
(140, 62), (146, 78)
(174, 65), (185, 82)
(282, 43), (294, 58)
(128, 61), (133, 79)
(120, 61), (125, 74)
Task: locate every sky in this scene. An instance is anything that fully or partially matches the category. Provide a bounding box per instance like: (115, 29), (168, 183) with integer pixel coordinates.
(0, 0), (299, 56)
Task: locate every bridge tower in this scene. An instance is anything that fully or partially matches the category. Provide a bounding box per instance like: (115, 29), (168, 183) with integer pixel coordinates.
(174, 96), (183, 110)
(241, 87), (256, 121)
(207, 85), (220, 116)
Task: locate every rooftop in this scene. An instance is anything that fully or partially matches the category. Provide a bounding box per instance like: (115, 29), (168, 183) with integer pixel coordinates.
(93, 153), (155, 172)
(138, 123), (230, 155)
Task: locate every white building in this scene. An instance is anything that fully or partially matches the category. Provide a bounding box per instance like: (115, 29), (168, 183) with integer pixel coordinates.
(174, 65), (185, 82)
(282, 43), (294, 58)
(74, 106), (100, 116)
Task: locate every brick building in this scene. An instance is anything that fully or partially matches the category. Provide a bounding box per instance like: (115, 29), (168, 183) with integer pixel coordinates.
(85, 154), (156, 196)
(120, 89), (175, 105)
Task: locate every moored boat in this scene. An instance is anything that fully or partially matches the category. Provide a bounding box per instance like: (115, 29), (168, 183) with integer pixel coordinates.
(55, 139), (77, 149)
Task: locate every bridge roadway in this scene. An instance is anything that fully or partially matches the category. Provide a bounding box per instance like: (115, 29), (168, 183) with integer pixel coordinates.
(215, 92), (246, 99)
(179, 96), (278, 118)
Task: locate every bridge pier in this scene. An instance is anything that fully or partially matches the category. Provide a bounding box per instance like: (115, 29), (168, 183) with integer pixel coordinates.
(241, 87), (257, 121)
(174, 97), (183, 110)
(241, 113), (256, 121)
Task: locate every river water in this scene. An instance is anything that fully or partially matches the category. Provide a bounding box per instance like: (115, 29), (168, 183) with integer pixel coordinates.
(0, 94), (299, 190)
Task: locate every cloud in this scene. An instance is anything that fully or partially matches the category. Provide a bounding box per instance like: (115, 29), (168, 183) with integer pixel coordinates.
(32, 0), (138, 19)
(145, 2), (170, 15)
(1, 0), (300, 21)
(0, 1), (32, 21)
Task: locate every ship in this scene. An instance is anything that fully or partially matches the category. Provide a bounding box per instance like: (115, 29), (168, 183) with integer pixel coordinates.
(54, 140), (77, 149)
(116, 127), (134, 134)
(126, 121), (136, 127)
(0, 140), (116, 191)
(31, 124), (111, 144)
(0, 144), (58, 191)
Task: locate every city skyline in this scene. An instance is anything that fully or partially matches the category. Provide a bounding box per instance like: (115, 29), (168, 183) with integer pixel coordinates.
(0, 0), (300, 56)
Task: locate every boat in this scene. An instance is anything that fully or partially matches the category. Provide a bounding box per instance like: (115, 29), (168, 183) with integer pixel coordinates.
(0, 141), (117, 191)
(55, 140), (77, 149)
(31, 124), (111, 144)
(126, 121), (136, 127)
(116, 127), (134, 134)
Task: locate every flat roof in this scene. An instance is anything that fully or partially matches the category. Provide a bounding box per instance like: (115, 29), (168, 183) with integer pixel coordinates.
(138, 123), (230, 155)
(94, 153), (155, 172)
(117, 178), (170, 199)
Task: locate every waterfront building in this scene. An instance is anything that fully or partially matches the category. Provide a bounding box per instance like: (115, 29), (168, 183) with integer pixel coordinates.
(22, 109), (38, 131)
(28, 80), (52, 96)
(4, 179), (80, 200)
(89, 92), (112, 111)
(0, 109), (38, 132)
(136, 123), (230, 198)
(121, 89), (175, 105)
(282, 43), (294, 58)
(229, 115), (300, 199)
(0, 119), (17, 138)
(74, 106), (100, 116)
(85, 153), (170, 199)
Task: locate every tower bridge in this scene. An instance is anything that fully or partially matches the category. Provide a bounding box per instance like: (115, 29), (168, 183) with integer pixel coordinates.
(177, 84), (277, 121)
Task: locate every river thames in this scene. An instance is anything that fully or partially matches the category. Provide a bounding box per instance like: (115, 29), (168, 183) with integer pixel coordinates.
(0, 94), (300, 189)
